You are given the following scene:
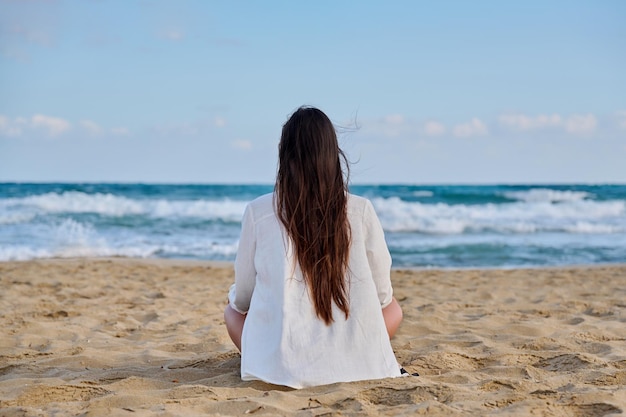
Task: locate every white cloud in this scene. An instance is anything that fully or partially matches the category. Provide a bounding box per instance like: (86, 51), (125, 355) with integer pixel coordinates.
(151, 117), (229, 136)
(5, 23), (53, 47)
(564, 113), (597, 134)
(1, 114), (131, 139)
(214, 117), (227, 128)
(232, 139), (252, 151)
(111, 127), (131, 136)
(31, 114), (71, 137)
(2, 114), (71, 138)
(0, 115), (25, 137)
(423, 120), (446, 136)
(499, 112), (598, 135)
(383, 114), (405, 125)
(499, 113), (562, 130)
(0, 21), (56, 62)
(364, 114), (414, 138)
(79, 120), (103, 136)
(162, 29), (184, 41)
(453, 118), (488, 138)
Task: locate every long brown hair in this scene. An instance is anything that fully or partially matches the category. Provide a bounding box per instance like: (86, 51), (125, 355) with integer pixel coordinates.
(275, 106), (351, 325)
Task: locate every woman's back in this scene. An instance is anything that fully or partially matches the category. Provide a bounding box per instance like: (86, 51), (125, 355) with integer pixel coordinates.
(275, 107), (352, 325)
(229, 192), (400, 388)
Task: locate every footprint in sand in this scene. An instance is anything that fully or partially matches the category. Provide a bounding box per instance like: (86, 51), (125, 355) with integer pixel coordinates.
(533, 354), (592, 372)
(562, 403), (622, 417)
(11, 384), (110, 407)
(358, 385), (453, 406)
(589, 370), (626, 387)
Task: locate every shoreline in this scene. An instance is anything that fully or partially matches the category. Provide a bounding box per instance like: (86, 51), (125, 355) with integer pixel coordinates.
(1, 257), (624, 415)
(3, 255), (626, 272)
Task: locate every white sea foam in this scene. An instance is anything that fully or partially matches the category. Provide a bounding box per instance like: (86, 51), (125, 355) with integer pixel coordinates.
(502, 188), (592, 203)
(371, 197), (626, 234)
(54, 218), (100, 246)
(0, 215), (240, 261)
(150, 199), (247, 221)
(0, 246), (53, 261)
(0, 237), (237, 262)
(0, 192), (248, 221)
(562, 222), (620, 234)
(153, 241), (239, 258)
(13, 192), (145, 216)
(0, 212), (36, 225)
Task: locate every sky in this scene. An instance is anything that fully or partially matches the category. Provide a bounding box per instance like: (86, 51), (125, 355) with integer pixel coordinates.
(1, 0), (625, 184)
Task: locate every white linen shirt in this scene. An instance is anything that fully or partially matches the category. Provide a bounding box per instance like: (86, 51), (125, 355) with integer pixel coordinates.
(228, 192), (401, 388)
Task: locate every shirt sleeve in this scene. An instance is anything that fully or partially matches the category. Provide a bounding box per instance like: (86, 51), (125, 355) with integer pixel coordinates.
(363, 199), (394, 308)
(229, 203), (257, 314)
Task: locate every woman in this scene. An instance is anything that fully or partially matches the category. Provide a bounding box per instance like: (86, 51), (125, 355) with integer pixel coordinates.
(224, 106), (404, 388)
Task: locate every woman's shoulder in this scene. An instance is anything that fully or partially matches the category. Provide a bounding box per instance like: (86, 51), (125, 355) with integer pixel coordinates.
(246, 193), (276, 219)
(347, 193), (371, 208)
(347, 193), (375, 217)
(249, 192), (274, 206)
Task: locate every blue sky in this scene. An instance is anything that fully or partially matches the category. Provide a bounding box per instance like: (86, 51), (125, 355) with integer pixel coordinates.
(1, 0), (625, 184)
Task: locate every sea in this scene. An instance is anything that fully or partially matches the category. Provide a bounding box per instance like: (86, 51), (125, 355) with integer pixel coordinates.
(1, 183), (625, 268)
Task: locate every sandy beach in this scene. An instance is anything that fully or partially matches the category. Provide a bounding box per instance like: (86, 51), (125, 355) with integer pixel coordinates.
(0, 258), (624, 416)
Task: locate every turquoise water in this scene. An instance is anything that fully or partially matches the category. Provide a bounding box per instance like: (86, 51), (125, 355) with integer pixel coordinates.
(1, 183), (625, 268)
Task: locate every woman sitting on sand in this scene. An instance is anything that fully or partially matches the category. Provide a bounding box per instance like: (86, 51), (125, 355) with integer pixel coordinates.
(224, 106), (404, 388)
